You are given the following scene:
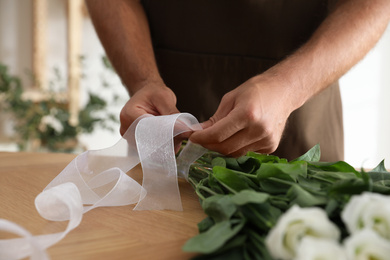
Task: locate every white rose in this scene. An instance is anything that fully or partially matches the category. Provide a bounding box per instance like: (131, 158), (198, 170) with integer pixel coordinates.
(265, 205), (340, 260)
(344, 228), (390, 260)
(341, 192), (390, 239)
(294, 237), (346, 260)
(40, 115), (64, 134)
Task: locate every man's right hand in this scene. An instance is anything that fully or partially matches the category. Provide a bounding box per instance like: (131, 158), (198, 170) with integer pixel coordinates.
(119, 83), (179, 136)
(86, 0), (178, 135)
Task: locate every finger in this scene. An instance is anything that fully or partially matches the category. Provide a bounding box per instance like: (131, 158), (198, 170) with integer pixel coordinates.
(225, 127), (280, 157)
(153, 93), (180, 115)
(199, 119), (214, 129)
(202, 135), (276, 158)
(119, 104), (148, 136)
(174, 131), (192, 148)
(227, 140), (278, 158)
(196, 127), (257, 156)
(190, 90), (241, 143)
(158, 102), (180, 115)
(197, 89), (236, 130)
(196, 123), (279, 157)
(190, 109), (247, 145)
(173, 132), (193, 154)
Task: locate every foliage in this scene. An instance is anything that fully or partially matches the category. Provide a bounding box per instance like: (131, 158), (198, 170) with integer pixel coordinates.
(0, 58), (119, 153)
(184, 144), (390, 259)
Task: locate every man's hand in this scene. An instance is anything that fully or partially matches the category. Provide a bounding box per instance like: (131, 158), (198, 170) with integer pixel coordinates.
(191, 0), (390, 157)
(190, 75), (293, 157)
(86, 0), (177, 135)
(119, 83), (179, 135)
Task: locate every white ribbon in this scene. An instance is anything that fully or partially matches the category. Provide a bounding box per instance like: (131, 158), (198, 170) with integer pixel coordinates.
(0, 113), (207, 260)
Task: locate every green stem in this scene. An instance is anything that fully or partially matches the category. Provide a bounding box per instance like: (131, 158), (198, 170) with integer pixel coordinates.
(198, 185), (219, 196)
(188, 177), (199, 188)
(189, 176), (216, 199)
(218, 181), (238, 194)
(268, 177), (294, 186)
(194, 188), (206, 201)
(236, 172), (258, 180)
(269, 195), (289, 201)
(247, 205), (273, 229)
(191, 165), (213, 176)
(309, 174), (334, 184)
(247, 229), (266, 244)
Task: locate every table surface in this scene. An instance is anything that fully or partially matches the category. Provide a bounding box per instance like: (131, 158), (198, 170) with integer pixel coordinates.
(0, 152), (206, 260)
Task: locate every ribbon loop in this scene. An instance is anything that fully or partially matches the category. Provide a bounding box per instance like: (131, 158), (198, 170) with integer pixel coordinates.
(0, 113), (206, 260)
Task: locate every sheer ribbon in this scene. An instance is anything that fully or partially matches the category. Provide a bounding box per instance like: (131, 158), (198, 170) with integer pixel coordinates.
(0, 113), (207, 260)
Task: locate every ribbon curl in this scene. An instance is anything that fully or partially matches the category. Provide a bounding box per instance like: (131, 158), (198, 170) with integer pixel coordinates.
(0, 113), (207, 260)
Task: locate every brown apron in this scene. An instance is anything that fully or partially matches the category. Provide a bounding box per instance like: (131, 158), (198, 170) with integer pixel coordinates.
(141, 0), (344, 161)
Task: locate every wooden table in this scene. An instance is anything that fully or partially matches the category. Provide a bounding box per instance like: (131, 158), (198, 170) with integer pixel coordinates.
(0, 152), (206, 260)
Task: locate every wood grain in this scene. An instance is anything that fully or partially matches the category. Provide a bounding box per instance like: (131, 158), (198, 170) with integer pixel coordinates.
(0, 152), (205, 260)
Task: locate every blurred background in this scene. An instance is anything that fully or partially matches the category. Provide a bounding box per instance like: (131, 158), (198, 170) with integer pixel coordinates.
(0, 0), (389, 168)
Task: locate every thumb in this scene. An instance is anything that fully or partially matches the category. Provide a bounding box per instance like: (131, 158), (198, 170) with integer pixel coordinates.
(119, 107), (146, 136)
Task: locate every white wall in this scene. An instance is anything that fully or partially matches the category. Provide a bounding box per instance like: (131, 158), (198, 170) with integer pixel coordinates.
(0, 0), (32, 87)
(0, 0), (389, 168)
(0, 0), (33, 148)
(340, 24), (390, 168)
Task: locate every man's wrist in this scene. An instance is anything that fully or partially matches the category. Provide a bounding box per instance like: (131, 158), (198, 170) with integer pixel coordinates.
(251, 67), (306, 115)
(125, 77), (166, 96)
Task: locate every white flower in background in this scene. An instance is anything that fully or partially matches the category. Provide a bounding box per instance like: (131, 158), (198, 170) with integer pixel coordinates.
(294, 237), (346, 260)
(39, 109), (64, 134)
(342, 192), (390, 239)
(265, 205), (340, 260)
(344, 228), (390, 260)
(39, 115), (64, 133)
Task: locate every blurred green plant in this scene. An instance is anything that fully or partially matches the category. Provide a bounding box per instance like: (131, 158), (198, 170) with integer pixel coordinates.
(0, 57), (120, 153)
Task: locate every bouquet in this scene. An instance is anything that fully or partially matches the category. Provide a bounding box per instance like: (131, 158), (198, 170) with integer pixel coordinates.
(183, 144), (390, 260)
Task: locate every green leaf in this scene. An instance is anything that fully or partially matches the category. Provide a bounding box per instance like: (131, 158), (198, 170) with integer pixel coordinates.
(198, 217), (215, 233)
(308, 161), (359, 175)
(212, 166), (252, 193)
(182, 220), (245, 254)
(325, 198), (340, 216)
(247, 152), (287, 164)
(202, 195), (237, 222)
(212, 157), (227, 168)
(192, 248), (245, 260)
(310, 171), (358, 183)
(370, 160), (388, 173)
(361, 170), (373, 192)
(287, 184), (327, 207)
(256, 161), (307, 182)
(246, 230), (273, 260)
(297, 175), (324, 191)
(224, 158), (242, 171)
(292, 144), (321, 162)
(369, 171), (390, 183)
(259, 178), (292, 194)
(269, 197), (289, 210)
(212, 234), (247, 255)
(237, 156), (261, 174)
(185, 144), (390, 259)
(240, 203), (280, 230)
(368, 160), (390, 184)
(328, 178), (367, 196)
(372, 183), (390, 194)
(230, 190), (269, 206)
(208, 174), (226, 194)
